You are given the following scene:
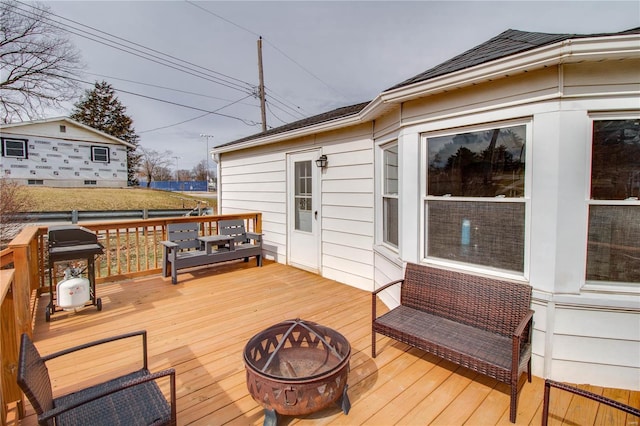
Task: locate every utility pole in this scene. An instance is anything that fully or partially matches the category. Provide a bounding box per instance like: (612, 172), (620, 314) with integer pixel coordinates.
(173, 156), (180, 181)
(200, 134), (213, 190)
(257, 36), (267, 132)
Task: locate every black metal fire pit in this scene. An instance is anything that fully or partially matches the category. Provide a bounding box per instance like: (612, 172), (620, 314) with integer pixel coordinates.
(244, 319), (351, 426)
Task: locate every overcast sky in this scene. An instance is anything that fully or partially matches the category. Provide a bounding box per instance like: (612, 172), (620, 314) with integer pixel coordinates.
(39, 0), (640, 172)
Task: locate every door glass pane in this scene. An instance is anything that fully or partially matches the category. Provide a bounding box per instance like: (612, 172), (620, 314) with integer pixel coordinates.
(295, 160), (312, 232)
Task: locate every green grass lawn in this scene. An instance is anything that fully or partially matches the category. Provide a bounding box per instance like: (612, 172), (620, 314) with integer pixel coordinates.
(21, 187), (217, 211)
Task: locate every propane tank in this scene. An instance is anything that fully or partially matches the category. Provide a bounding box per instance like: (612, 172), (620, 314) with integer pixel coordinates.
(56, 267), (90, 310)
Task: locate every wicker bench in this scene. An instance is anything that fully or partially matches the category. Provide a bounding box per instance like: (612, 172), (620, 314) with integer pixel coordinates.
(372, 263), (534, 423)
(161, 220), (262, 284)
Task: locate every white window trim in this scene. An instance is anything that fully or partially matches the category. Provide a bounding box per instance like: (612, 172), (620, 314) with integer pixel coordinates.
(91, 146), (110, 163)
(419, 119), (533, 281)
(2, 138), (28, 159)
(583, 112), (640, 291)
(375, 135), (400, 255)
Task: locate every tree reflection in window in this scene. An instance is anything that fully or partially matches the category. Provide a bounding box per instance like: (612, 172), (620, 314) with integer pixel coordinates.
(428, 126), (525, 197)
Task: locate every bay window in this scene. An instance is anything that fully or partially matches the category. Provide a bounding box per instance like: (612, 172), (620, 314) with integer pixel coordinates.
(424, 122), (528, 273)
(586, 118), (640, 284)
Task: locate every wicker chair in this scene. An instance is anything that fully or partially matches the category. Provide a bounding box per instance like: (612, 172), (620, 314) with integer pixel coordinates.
(17, 330), (176, 426)
(542, 379), (640, 425)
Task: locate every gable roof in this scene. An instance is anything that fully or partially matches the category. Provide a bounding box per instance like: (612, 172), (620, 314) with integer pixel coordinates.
(216, 26), (639, 152)
(387, 27), (640, 91)
(0, 117), (136, 148)
(215, 101), (370, 149)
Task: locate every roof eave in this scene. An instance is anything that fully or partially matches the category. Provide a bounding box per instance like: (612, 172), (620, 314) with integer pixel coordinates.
(0, 117), (135, 149)
(213, 32), (639, 156)
(212, 112), (367, 154)
(381, 33), (640, 104)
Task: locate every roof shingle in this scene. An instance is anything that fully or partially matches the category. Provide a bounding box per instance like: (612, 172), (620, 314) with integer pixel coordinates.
(221, 27), (639, 149)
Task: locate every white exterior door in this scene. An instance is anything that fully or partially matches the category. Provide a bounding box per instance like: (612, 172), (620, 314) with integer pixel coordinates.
(287, 151), (321, 272)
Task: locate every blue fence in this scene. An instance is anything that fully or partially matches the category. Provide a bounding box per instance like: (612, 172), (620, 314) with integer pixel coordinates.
(139, 180), (208, 191)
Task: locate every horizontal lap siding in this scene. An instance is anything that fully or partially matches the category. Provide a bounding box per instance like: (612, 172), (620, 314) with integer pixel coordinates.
(221, 151), (286, 261)
(320, 129), (375, 290)
(219, 125), (375, 289)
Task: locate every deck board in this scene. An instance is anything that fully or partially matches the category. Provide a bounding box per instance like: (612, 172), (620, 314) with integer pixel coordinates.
(11, 260), (639, 426)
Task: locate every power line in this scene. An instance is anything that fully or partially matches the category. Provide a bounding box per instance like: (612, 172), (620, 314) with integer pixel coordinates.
(139, 94), (255, 134)
(183, 1), (343, 108)
(84, 71), (259, 107)
(10, 0), (256, 95)
(67, 76), (261, 127)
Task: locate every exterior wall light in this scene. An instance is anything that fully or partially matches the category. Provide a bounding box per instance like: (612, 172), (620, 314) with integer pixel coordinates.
(315, 154), (328, 168)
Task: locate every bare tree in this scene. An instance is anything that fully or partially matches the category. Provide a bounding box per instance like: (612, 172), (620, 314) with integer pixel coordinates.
(0, 178), (33, 247)
(193, 160), (208, 181)
(176, 169), (193, 181)
(139, 147), (173, 187)
(0, 0), (83, 123)
(153, 166), (173, 182)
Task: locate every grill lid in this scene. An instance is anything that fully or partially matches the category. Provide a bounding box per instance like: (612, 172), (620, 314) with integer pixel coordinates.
(48, 225), (104, 261)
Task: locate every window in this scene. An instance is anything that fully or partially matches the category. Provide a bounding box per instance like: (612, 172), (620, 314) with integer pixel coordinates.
(294, 160), (312, 232)
(424, 122), (528, 273)
(84, 180), (97, 185)
(586, 118), (640, 284)
(382, 143), (399, 247)
(59, 125), (66, 133)
(1, 138), (28, 159)
(91, 146), (109, 163)
(28, 179), (44, 185)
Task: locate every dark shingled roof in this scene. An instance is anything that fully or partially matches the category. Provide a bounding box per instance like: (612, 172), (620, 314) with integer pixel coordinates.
(220, 27), (639, 149)
(215, 101), (370, 148)
(387, 27), (640, 91)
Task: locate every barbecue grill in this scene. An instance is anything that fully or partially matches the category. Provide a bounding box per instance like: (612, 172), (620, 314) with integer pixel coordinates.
(47, 225), (104, 322)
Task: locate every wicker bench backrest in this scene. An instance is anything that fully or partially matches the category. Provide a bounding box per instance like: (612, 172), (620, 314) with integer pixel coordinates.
(167, 222), (201, 251)
(401, 263), (532, 337)
(17, 333), (54, 423)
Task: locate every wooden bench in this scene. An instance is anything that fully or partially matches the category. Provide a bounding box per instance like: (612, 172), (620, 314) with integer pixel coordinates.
(161, 220), (262, 284)
(372, 263), (534, 423)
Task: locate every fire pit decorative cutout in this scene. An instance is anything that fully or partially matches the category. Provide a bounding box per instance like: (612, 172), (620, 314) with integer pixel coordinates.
(244, 319), (351, 426)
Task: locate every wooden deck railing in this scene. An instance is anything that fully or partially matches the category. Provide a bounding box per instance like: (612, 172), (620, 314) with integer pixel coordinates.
(0, 212), (261, 423)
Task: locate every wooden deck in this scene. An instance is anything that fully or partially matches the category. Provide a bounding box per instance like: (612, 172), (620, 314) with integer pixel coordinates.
(13, 260), (640, 425)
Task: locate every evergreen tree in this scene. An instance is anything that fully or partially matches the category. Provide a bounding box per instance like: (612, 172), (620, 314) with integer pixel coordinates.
(70, 81), (141, 186)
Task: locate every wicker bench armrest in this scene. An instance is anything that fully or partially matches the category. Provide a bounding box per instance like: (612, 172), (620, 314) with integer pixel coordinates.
(38, 368), (176, 424)
(372, 278), (404, 296)
(372, 279), (404, 321)
(513, 309), (534, 339)
(42, 330), (149, 369)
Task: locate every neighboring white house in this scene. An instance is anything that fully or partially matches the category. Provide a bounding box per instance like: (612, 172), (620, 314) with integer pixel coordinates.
(0, 117), (133, 187)
(212, 28), (640, 390)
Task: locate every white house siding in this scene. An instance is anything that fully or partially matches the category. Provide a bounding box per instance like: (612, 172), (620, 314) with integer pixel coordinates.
(370, 59), (640, 389)
(1, 119), (129, 187)
(219, 124), (376, 290)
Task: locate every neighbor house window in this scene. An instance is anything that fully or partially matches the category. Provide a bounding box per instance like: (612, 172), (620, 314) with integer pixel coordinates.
(1, 138), (28, 159)
(586, 118), (640, 284)
(28, 179), (44, 185)
(424, 122), (528, 273)
(382, 143), (399, 248)
(91, 146), (109, 163)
